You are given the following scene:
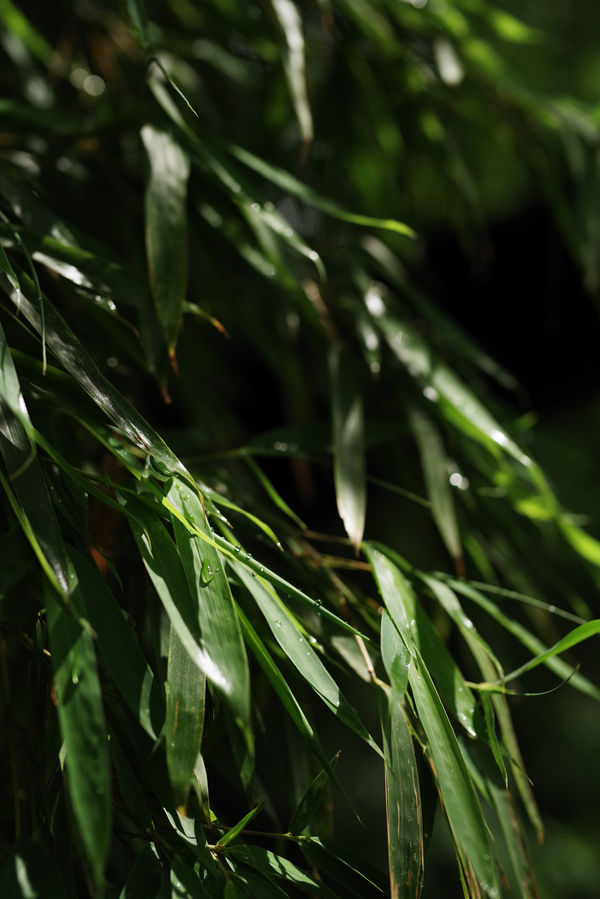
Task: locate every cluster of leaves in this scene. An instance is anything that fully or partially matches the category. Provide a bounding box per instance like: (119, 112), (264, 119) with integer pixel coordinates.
(1, 1), (600, 897)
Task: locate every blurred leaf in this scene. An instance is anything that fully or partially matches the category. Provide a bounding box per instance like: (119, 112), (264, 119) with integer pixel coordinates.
(118, 845), (163, 899)
(141, 125), (191, 360)
(0, 837), (67, 899)
(330, 342), (367, 553)
(270, 0), (313, 145)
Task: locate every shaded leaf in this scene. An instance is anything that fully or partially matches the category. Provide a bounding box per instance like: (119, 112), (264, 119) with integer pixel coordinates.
(45, 578), (111, 888)
(289, 752), (339, 835)
(141, 125), (191, 358)
(270, 0), (313, 145)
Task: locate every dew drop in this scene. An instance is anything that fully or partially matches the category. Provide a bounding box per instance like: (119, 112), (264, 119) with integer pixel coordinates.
(234, 545), (241, 553)
(274, 619), (283, 628)
(200, 559), (215, 586)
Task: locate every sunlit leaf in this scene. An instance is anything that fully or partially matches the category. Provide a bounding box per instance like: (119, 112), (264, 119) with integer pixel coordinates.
(330, 342), (366, 553)
(270, 0), (313, 145)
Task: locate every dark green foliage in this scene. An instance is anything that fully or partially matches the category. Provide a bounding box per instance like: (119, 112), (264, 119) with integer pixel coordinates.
(1, 2), (599, 897)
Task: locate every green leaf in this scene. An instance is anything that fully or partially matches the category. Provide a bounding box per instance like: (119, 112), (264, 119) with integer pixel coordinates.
(289, 752), (339, 835)
(166, 482), (252, 747)
(366, 550), (499, 897)
(225, 845), (336, 897)
(233, 561), (381, 756)
(141, 125), (191, 358)
(299, 838), (387, 897)
(71, 548), (160, 739)
(0, 270), (190, 481)
(217, 801), (265, 847)
(166, 623), (206, 813)
(270, 0), (313, 145)
(378, 682), (423, 899)
(0, 324), (71, 597)
(408, 407), (462, 570)
(227, 143), (416, 237)
(365, 544), (481, 738)
(45, 577), (111, 888)
(504, 619), (600, 683)
(330, 342), (367, 553)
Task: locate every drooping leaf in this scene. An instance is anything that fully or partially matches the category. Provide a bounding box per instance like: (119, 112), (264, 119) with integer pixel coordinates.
(329, 342), (367, 553)
(408, 407), (463, 571)
(166, 482), (252, 749)
(166, 623), (206, 813)
(270, 0), (313, 146)
(289, 753), (339, 835)
(233, 560), (380, 756)
(141, 124), (191, 360)
(45, 578), (111, 888)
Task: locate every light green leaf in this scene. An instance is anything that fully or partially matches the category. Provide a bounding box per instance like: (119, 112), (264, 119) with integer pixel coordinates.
(0, 837), (67, 899)
(330, 342), (367, 553)
(217, 801), (265, 847)
(228, 143), (416, 237)
(504, 619), (600, 684)
(141, 125), (190, 358)
(45, 578), (111, 888)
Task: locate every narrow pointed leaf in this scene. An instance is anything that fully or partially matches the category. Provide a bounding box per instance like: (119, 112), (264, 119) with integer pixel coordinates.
(167, 483), (252, 745)
(330, 342), (366, 552)
(45, 579), (111, 888)
(504, 618), (600, 683)
(0, 323), (70, 596)
(289, 752), (339, 835)
(217, 801), (265, 848)
(378, 681), (423, 898)
(270, 0), (313, 144)
(71, 548), (161, 739)
(0, 837), (67, 899)
(366, 550), (500, 897)
(166, 623), (206, 813)
(0, 271), (189, 479)
(141, 125), (190, 357)
(228, 143), (416, 237)
(233, 561), (381, 756)
(409, 407), (462, 568)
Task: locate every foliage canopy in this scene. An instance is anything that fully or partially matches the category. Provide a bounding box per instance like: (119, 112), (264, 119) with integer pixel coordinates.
(1, 1), (599, 897)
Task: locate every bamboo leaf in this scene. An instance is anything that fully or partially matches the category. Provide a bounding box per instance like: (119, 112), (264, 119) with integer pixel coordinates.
(330, 342), (367, 553)
(217, 801), (265, 848)
(0, 323), (71, 597)
(45, 578), (111, 888)
(166, 623), (206, 813)
(141, 125), (190, 359)
(289, 753), (339, 835)
(71, 548), (161, 739)
(379, 686), (423, 899)
(0, 271), (190, 481)
(118, 845), (163, 899)
(366, 549), (500, 897)
(504, 619), (600, 683)
(233, 561), (381, 756)
(0, 837), (67, 899)
(408, 407), (462, 569)
(166, 483), (252, 748)
(227, 143), (416, 237)
(270, 0), (313, 145)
